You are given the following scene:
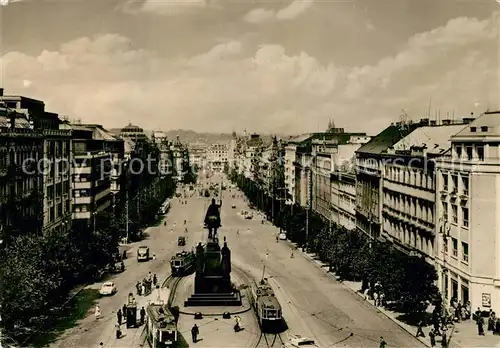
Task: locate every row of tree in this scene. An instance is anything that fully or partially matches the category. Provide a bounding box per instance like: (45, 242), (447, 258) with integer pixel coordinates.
(1, 141), (180, 342)
(228, 168), (440, 321)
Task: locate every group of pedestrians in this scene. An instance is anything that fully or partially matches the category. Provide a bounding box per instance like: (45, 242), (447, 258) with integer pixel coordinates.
(136, 272), (158, 296)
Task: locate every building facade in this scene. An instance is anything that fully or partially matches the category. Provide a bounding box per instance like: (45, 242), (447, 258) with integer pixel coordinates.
(62, 124), (112, 229)
(330, 172), (357, 230)
(435, 112), (499, 313)
(0, 103), (43, 240)
(0, 91), (73, 235)
(207, 143), (228, 172)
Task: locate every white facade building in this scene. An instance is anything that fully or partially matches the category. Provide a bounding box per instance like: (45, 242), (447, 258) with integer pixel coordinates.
(435, 111), (500, 312)
(208, 143), (228, 172)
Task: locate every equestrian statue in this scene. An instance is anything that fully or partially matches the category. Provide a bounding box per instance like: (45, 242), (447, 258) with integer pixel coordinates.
(204, 198), (222, 239)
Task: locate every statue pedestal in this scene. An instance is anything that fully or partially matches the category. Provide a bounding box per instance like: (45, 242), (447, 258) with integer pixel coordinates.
(185, 240), (241, 307)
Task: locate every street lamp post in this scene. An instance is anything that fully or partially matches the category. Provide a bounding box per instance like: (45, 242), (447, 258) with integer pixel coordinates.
(439, 217), (451, 318)
(92, 211), (97, 233)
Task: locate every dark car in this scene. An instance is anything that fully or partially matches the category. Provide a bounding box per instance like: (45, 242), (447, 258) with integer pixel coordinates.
(231, 204), (236, 209)
(111, 261), (125, 273)
(204, 190), (210, 197)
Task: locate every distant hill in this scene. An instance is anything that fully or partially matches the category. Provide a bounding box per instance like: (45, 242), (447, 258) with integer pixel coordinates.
(164, 130), (234, 145)
(106, 127), (286, 145)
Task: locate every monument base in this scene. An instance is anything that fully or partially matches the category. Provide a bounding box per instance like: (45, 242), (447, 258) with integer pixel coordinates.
(184, 291), (242, 307)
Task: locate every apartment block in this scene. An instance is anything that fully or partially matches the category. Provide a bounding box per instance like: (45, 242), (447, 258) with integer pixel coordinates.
(0, 103), (43, 240)
(380, 120), (471, 261)
(61, 124), (112, 229)
(330, 172), (357, 230)
(0, 90), (73, 235)
(435, 111), (500, 313)
(208, 143), (228, 172)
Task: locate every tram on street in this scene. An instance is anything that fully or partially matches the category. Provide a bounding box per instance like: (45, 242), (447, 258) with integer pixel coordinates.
(145, 301), (178, 348)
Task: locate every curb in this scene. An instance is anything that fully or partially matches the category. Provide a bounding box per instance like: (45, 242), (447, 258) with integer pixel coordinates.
(297, 248), (432, 348)
(179, 305), (252, 317)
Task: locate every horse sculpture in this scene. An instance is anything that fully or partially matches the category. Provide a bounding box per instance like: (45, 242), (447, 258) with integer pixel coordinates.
(204, 198), (222, 239)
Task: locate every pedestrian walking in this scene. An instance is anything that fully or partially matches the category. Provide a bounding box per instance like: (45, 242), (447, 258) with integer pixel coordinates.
(115, 322), (122, 339)
(141, 283), (146, 296)
(94, 305), (101, 320)
(153, 254), (156, 260)
(234, 315), (242, 332)
(117, 308), (122, 325)
(153, 274), (158, 286)
(379, 336), (386, 348)
(191, 324), (199, 343)
(122, 304), (127, 318)
(416, 320), (426, 337)
(140, 306), (146, 325)
(441, 329), (448, 347)
(429, 329), (436, 347)
(478, 315), (485, 335)
(99, 342), (104, 347)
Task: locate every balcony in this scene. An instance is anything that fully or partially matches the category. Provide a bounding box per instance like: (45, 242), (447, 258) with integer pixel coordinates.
(74, 166), (91, 174)
(74, 181), (91, 189)
(73, 211), (91, 219)
(74, 196), (91, 204)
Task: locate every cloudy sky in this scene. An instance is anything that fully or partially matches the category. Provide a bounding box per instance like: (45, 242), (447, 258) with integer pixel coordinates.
(0, 0), (498, 134)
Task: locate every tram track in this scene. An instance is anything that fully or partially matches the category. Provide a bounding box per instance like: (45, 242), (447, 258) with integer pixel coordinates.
(231, 264), (287, 348)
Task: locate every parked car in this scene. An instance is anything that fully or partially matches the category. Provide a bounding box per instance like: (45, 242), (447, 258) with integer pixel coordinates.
(279, 233), (287, 240)
(245, 214), (253, 220)
(231, 204), (236, 209)
(111, 261), (125, 273)
(99, 281), (117, 296)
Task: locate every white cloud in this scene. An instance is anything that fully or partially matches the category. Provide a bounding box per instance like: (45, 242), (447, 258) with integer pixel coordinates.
(0, 16), (497, 133)
(119, 0), (207, 16)
(243, 0), (314, 24)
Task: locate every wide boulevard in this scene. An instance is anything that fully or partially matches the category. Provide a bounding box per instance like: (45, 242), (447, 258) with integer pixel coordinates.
(50, 172), (424, 348)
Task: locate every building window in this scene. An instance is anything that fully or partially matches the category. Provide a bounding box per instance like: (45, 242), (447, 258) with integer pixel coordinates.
(455, 145), (462, 159)
(476, 145), (485, 161)
(443, 202), (448, 221)
(481, 126), (488, 132)
(462, 242), (469, 263)
(442, 173), (448, 190)
(462, 207), (469, 227)
(466, 146), (473, 160)
(452, 238), (458, 257)
(451, 175), (458, 193)
(462, 176), (469, 195)
(452, 205), (458, 223)
(470, 127), (477, 132)
(444, 239), (448, 253)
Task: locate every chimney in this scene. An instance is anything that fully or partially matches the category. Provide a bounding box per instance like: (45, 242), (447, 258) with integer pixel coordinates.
(0, 88), (3, 96)
(462, 117), (474, 124)
(442, 119), (452, 125)
(420, 118), (430, 126)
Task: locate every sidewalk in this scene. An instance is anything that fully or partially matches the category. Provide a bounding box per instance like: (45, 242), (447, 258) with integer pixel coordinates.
(295, 246), (500, 348)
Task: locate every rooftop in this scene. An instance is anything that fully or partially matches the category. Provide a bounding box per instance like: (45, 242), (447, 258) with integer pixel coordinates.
(391, 124), (467, 155)
(452, 111), (500, 140)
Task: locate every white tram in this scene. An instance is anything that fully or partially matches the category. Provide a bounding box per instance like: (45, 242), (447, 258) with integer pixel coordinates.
(251, 278), (283, 329)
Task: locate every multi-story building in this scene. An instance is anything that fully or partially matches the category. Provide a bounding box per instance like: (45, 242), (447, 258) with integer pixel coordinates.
(355, 121), (425, 240)
(188, 142), (207, 172)
(381, 119), (470, 261)
(171, 135), (187, 181)
(61, 124), (112, 230)
(152, 131), (173, 177)
(119, 123), (149, 142)
(0, 91), (73, 235)
(330, 171), (357, 230)
(0, 100), (43, 239)
(207, 143), (228, 172)
(435, 111), (499, 312)
(228, 132), (237, 170)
